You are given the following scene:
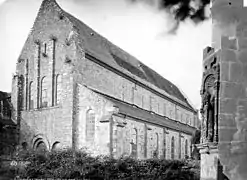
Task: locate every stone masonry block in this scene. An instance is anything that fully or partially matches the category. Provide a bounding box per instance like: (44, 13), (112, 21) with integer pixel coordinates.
(220, 82), (245, 99)
(219, 113), (236, 128)
(242, 64), (247, 84)
(237, 99), (247, 109)
(238, 38), (247, 50)
(221, 62), (230, 81)
(237, 49), (247, 64)
(236, 20), (247, 38)
(220, 98), (237, 114)
(218, 142), (231, 156)
(221, 49), (237, 62)
(219, 127), (237, 142)
(229, 62), (243, 82)
(221, 36), (237, 50)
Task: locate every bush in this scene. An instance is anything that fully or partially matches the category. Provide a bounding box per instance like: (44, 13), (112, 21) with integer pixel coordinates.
(9, 149), (200, 179)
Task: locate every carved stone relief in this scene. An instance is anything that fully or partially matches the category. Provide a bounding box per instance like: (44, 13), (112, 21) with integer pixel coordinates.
(200, 63), (220, 144)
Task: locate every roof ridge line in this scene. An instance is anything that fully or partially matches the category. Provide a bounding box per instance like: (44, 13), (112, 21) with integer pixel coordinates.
(49, 1), (196, 111)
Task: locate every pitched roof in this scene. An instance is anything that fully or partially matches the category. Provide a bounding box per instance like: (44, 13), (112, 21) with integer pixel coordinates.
(93, 89), (196, 135)
(0, 91), (11, 101)
(41, 0), (195, 110)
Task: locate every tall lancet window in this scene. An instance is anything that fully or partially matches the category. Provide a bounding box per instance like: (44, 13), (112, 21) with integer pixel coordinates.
(55, 74), (62, 105)
(86, 109), (96, 142)
(163, 134), (166, 159)
(18, 75), (25, 110)
(185, 139), (188, 158)
(171, 136), (175, 160)
(29, 81), (34, 110)
(163, 103), (167, 116)
(153, 133), (159, 158)
(41, 77), (48, 108)
(130, 128), (138, 158)
(131, 86), (135, 104)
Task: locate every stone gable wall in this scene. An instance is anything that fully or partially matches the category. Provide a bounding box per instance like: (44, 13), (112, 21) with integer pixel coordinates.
(12, 0), (77, 149)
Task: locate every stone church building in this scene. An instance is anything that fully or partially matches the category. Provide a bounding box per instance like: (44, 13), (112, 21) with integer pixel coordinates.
(11, 0), (198, 159)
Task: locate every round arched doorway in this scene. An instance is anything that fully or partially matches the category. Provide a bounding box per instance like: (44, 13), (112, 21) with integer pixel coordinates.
(33, 138), (48, 153)
(51, 142), (61, 151)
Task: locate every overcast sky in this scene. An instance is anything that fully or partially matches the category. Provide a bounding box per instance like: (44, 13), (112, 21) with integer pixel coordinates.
(0, 0), (212, 109)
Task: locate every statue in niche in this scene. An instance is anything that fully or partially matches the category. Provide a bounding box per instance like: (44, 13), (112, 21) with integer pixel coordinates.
(207, 89), (215, 142)
(201, 76), (216, 143)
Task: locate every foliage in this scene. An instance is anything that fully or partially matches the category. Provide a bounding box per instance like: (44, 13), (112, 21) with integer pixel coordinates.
(191, 129), (201, 145)
(191, 128), (201, 160)
(7, 149), (200, 179)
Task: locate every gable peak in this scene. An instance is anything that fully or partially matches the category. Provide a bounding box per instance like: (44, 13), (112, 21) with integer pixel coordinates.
(41, 0), (57, 4)
(38, 0), (63, 14)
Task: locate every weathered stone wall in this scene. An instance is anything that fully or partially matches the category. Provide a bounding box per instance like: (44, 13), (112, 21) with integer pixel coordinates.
(146, 124), (164, 159)
(112, 115), (146, 159)
(77, 56), (196, 128)
(77, 84), (113, 156)
(209, 0), (247, 179)
(111, 114), (191, 160)
(12, 0), (196, 158)
(218, 38), (247, 179)
(12, 0), (77, 149)
(11, 76), (18, 124)
(200, 148), (219, 180)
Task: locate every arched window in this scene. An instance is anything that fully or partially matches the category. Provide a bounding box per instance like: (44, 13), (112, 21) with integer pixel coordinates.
(36, 141), (47, 153)
(170, 109), (173, 119)
(41, 77), (48, 108)
(176, 110), (180, 121)
(86, 109), (96, 142)
(55, 74), (62, 105)
(33, 138), (47, 154)
(153, 133), (159, 158)
(29, 81), (34, 110)
(18, 75), (25, 110)
(171, 136), (175, 160)
(52, 142), (61, 151)
(163, 135), (166, 159)
(186, 115), (190, 125)
(130, 128), (138, 158)
(185, 139), (188, 158)
(163, 103), (166, 116)
(131, 86), (135, 103)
